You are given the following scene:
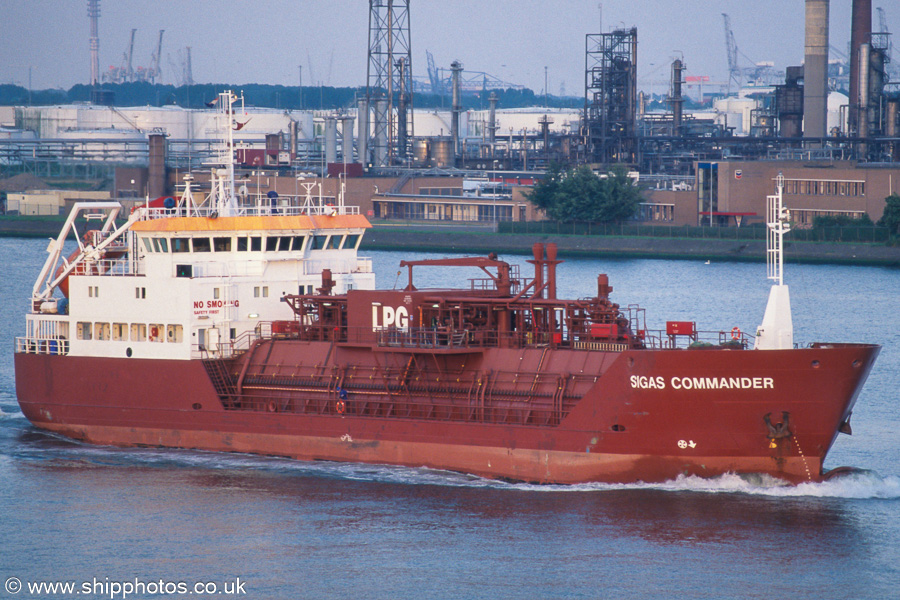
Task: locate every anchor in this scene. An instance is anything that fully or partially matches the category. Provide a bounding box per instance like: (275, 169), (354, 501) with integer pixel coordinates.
(764, 411), (792, 440)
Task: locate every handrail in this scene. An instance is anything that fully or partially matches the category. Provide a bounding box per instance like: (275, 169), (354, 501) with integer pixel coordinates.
(255, 322), (752, 351)
(133, 203), (360, 221)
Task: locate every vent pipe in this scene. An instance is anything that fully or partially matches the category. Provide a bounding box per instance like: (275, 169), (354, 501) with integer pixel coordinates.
(341, 116), (354, 164)
(324, 116), (338, 165)
(357, 99), (369, 168)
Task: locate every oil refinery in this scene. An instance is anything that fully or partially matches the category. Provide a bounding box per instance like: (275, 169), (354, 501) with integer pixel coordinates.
(1, 0), (899, 230)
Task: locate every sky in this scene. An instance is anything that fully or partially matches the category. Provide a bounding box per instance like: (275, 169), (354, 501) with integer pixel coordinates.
(2, 1), (898, 97)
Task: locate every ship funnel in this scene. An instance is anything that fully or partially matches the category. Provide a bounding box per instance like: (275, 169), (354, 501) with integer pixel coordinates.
(755, 173), (794, 350)
(546, 243), (559, 300)
(597, 274), (612, 300)
(531, 243), (544, 298)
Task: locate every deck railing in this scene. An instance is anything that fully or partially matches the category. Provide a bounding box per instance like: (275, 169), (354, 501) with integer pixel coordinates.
(133, 203), (360, 221)
(15, 337), (70, 355)
(264, 323), (752, 351)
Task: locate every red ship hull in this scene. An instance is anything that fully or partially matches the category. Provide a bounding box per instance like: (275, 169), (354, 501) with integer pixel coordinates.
(14, 341), (879, 484)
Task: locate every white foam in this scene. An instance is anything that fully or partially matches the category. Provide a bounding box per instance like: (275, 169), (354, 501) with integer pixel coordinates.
(498, 471), (900, 499)
(12, 435), (900, 499)
(0, 407), (26, 419)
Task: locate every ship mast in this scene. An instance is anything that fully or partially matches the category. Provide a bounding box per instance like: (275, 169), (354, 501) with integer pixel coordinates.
(209, 90), (242, 216)
(755, 173), (793, 350)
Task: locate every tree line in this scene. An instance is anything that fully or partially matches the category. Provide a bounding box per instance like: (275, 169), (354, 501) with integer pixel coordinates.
(0, 82), (580, 111)
(526, 164), (643, 223)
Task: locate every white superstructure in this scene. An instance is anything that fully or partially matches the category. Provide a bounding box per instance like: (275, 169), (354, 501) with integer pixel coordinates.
(18, 92), (375, 362)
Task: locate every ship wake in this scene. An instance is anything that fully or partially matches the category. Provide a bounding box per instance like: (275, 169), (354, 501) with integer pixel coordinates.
(7, 428), (900, 500)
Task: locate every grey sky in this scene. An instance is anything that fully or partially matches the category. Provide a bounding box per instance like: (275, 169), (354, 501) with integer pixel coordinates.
(2, 1), (897, 97)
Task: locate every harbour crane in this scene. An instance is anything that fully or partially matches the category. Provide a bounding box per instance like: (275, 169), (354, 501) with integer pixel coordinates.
(147, 30), (164, 84)
(722, 13), (740, 94)
(877, 6), (899, 82)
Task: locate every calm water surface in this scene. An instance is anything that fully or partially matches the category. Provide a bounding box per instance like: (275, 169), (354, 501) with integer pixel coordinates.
(1, 237), (898, 599)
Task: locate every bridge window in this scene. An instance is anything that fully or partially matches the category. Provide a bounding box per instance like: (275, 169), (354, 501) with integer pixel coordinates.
(311, 235), (329, 250)
(94, 322), (110, 341)
(192, 237), (211, 252)
(213, 237), (231, 252)
(167, 325), (184, 343)
(172, 238), (189, 253)
(149, 324), (164, 343)
(343, 234), (360, 249)
(130, 323), (147, 341)
(292, 236), (306, 251)
(77, 322), (92, 340)
(113, 323), (128, 341)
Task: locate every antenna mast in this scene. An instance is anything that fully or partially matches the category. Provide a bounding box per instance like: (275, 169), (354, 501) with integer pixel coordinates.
(766, 172), (790, 286)
(756, 173), (794, 350)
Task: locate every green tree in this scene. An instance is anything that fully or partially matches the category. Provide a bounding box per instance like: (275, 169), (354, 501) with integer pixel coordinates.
(812, 213), (873, 227)
(526, 164), (641, 223)
(877, 193), (900, 234)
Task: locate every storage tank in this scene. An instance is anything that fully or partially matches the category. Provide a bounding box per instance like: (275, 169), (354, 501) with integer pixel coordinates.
(412, 138), (430, 166)
(430, 137), (453, 167)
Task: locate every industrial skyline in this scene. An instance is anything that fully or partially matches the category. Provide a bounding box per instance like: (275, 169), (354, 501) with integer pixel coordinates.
(1, 1), (898, 97)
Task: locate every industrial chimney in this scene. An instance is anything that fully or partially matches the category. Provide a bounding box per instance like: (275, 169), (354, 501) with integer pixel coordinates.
(849, 0), (872, 134)
(87, 0), (100, 87)
(451, 61), (463, 165)
(803, 0), (829, 140)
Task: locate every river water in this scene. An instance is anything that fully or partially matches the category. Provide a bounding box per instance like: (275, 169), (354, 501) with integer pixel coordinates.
(1, 238), (898, 599)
